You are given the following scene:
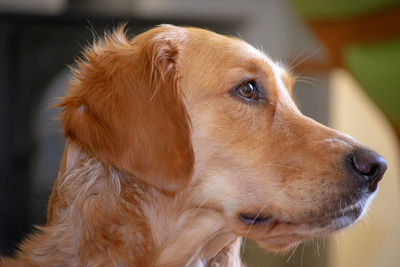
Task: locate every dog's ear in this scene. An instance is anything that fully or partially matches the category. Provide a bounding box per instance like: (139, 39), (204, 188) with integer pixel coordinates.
(58, 25), (194, 192)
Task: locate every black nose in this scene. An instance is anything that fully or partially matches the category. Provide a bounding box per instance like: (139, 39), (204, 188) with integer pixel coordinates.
(348, 149), (387, 192)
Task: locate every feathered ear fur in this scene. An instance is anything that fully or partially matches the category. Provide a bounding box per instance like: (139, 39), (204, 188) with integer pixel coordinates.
(58, 25), (194, 192)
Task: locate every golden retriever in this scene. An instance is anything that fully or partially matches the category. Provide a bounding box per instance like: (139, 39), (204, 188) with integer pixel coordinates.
(1, 25), (386, 266)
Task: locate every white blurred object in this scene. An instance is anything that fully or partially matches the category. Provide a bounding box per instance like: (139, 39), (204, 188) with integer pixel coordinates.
(0, 0), (67, 14)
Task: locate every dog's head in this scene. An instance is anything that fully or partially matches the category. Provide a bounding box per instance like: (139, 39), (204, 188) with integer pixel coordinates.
(59, 25), (386, 252)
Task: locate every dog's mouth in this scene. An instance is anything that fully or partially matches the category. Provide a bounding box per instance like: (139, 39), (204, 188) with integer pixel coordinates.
(239, 213), (273, 225)
(239, 200), (367, 230)
(314, 196), (371, 232)
(238, 194), (374, 251)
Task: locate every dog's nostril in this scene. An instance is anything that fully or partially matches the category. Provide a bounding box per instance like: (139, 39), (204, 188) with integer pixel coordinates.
(349, 149), (387, 192)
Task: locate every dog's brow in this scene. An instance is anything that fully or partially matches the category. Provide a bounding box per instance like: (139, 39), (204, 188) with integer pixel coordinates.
(267, 59), (290, 94)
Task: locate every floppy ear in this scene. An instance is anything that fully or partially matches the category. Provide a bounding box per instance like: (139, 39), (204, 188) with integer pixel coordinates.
(58, 25), (194, 192)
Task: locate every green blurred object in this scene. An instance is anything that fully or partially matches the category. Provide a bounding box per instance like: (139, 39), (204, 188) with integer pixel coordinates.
(289, 0), (400, 136)
(290, 0), (400, 19)
(344, 40), (400, 126)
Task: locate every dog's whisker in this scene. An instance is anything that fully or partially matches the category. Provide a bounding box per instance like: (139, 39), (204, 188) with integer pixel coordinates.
(311, 239), (317, 256)
(241, 180), (305, 254)
(241, 187), (289, 253)
(362, 213), (372, 229)
(289, 46), (322, 71)
(366, 201), (377, 216)
(173, 199), (209, 247)
(316, 239), (321, 258)
(264, 164), (305, 171)
(340, 229), (346, 239)
(295, 75), (320, 86)
(295, 75), (319, 82)
(286, 242), (299, 263)
(287, 48), (309, 70)
(295, 78), (319, 87)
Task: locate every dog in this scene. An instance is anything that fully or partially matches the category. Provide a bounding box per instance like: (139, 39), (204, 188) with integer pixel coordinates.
(1, 25), (386, 266)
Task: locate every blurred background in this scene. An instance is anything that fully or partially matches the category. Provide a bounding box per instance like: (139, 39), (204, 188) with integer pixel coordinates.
(0, 0), (399, 266)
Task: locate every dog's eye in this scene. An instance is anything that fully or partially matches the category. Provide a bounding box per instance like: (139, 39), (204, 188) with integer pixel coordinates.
(235, 81), (260, 101)
(238, 82), (255, 98)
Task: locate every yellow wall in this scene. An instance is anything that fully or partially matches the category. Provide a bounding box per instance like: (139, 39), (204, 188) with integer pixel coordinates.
(329, 69), (400, 267)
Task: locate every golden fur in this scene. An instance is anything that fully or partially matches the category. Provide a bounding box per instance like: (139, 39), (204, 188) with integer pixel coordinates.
(1, 25), (384, 266)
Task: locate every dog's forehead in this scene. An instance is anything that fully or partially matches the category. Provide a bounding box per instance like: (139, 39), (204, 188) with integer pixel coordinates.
(182, 27), (263, 59)
(177, 27), (295, 104)
(193, 28), (289, 78)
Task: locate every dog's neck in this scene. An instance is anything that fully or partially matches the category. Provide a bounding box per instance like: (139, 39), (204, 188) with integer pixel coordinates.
(46, 143), (242, 266)
(142, 187), (241, 266)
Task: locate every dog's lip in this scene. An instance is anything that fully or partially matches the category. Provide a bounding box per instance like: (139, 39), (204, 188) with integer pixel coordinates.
(331, 201), (363, 219)
(238, 206), (360, 251)
(321, 200), (366, 229)
(239, 199), (367, 230)
(293, 199), (368, 235)
(238, 193), (373, 241)
(239, 197), (372, 253)
(238, 204), (360, 229)
(238, 213), (273, 225)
